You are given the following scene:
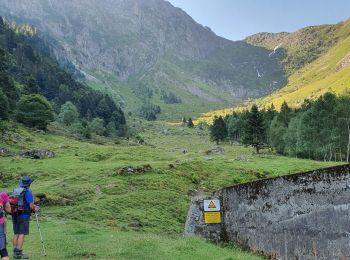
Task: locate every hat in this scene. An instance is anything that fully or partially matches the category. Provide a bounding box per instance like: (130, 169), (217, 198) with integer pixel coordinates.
(19, 176), (33, 188)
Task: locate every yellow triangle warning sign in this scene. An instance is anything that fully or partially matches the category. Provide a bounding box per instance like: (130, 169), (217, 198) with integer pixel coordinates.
(208, 200), (216, 209)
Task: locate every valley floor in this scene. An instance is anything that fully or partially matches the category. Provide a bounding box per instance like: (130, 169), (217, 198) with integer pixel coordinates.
(0, 121), (340, 259)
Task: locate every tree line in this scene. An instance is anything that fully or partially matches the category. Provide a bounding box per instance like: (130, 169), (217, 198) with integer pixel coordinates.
(0, 17), (126, 137)
(210, 92), (350, 162)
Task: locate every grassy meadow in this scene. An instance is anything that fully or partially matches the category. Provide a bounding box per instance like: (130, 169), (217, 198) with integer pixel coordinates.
(0, 120), (340, 259)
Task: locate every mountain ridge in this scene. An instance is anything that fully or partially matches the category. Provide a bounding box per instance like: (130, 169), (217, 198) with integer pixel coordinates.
(245, 18), (350, 75)
(197, 18), (350, 122)
(0, 0), (286, 119)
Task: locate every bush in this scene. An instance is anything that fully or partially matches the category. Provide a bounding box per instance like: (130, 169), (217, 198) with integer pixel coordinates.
(70, 121), (91, 139)
(139, 103), (161, 121)
(15, 94), (54, 129)
(89, 118), (105, 136)
(58, 101), (79, 126)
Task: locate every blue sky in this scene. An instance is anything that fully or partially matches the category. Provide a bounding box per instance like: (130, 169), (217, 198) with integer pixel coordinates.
(167, 0), (350, 40)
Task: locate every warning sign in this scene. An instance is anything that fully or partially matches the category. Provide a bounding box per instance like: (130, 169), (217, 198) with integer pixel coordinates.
(208, 201), (216, 209)
(204, 212), (221, 224)
(204, 199), (220, 212)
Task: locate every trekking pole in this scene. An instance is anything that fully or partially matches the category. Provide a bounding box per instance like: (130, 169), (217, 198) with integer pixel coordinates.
(35, 212), (47, 256)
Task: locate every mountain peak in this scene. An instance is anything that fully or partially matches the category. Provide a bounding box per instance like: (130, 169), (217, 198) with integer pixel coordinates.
(0, 0), (229, 79)
(0, 0), (287, 118)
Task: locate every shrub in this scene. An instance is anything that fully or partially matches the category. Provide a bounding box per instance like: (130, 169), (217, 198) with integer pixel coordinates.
(15, 94), (54, 129)
(89, 118), (105, 136)
(58, 101), (79, 126)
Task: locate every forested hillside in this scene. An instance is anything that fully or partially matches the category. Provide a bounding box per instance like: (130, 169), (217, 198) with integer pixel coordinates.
(0, 17), (126, 136)
(210, 92), (350, 162)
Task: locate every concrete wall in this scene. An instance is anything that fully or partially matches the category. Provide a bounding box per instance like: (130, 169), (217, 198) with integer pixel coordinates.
(222, 165), (350, 259)
(184, 195), (222, 242)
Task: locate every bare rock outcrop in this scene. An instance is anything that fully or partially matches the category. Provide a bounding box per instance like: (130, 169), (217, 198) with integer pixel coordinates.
(0, 148), (10, 156)
(19, 149), (55, 159)
(337, 52), (350, 70)
(206, 146), (224, 154)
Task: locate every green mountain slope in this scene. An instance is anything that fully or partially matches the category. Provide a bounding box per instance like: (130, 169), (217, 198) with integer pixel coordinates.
(0, 0), (286, 119)
(256, 33), (350, 109)
(0, 17), (125, 131)
(198, 18), (350, 122)
(245, 18), (350, 75)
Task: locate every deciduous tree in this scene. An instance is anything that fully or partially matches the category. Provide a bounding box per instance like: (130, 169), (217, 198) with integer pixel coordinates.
(15, 94), (54, 129)
(58, 101), (79, 126)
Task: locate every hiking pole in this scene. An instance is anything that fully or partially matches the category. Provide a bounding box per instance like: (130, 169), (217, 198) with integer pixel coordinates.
(35, 212), (47, 256)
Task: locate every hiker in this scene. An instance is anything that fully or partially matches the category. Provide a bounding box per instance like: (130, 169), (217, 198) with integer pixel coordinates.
(0, 192), (11, 260)
(12, 176), (40, 259)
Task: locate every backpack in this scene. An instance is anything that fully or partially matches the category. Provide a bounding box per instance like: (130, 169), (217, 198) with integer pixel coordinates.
(0, 203), (4, 219)
(9, 187), (28, 214)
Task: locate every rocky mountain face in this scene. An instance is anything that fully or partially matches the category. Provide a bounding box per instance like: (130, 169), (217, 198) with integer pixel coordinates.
(245, 20), (350, 75)
(199, 18), (350, 122)
(0, 0), (286, 112)
(0, 0), (230, 77)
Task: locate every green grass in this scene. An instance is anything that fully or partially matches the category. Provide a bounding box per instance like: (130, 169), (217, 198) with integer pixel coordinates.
(4, 220), (261, 260)
(0, 121), (341, 259)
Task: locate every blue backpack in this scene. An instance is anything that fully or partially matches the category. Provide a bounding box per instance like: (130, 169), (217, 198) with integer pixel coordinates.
(9, 188), (28, 214)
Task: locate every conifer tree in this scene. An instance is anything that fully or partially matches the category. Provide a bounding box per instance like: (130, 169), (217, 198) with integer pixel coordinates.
(265, 103), (277, 123)
(277, 101), (293, 127)
(26, 77), (39, 94)
(187, 118), (194, 128)
(210, 116), (227, 144)
(0, 89), (9, 120)
(243, 104), (266, 153)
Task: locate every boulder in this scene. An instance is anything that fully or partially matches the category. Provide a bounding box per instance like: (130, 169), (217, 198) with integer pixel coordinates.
(337, 52), (350, 70)
(234, 155), (248, 161)
(117, 164), (153, 176)
(19, 149), (55, 159)
(206, 146), (224, 154)
(11, 133), (22, 143)
(0, 147), (10, 156)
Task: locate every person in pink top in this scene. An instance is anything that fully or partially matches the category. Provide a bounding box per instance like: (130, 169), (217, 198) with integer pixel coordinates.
(0, 192), (11, 260)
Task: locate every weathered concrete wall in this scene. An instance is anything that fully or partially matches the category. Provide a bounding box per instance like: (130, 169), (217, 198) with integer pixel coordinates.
(222, 165), (350, 259)
(184, 195), (222, 242)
